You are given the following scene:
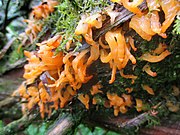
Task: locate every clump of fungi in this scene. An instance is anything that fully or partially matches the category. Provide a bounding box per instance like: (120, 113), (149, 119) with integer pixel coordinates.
(13, 0), (179, 118)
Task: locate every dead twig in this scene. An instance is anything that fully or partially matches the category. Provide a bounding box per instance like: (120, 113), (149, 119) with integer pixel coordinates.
(0, 58), (26, 75)
(0, 92), (11, 100)
(93, 2), (147, 40)
(0, 37), (15, 60)
(0, 96), (18, 108)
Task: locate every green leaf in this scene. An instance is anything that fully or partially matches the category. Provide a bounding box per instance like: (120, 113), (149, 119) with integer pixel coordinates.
(75, 124), (121, 135)
(27, 125), (38, 135)
(0, 120), (4, 131)
(25, 122), (49, 135)
(38, 123), (48, 135)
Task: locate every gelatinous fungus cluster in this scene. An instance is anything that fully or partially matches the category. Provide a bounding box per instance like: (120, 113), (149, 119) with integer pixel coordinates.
(13, 0), (179, 118)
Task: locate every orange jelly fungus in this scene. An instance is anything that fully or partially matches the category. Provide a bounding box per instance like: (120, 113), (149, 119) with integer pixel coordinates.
(142, 85), (155, 95)
(136, 98), (143, 112)
(13, 0), (178, 117)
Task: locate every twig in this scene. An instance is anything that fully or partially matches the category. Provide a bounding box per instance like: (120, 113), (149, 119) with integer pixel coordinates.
(2, 0), (11, 32)
(93, 2), (147, 40)
(0, 37), (15, 60)
(6, 58), (26, 69)
(0, 92), (11, 101)
(120, 112), (150, 128)
(0, 58), (26, 75)
(0, 96), (18, 108)
(1, 0), (4, 5)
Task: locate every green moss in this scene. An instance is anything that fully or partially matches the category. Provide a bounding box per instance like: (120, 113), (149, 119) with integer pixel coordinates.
(173, 15), (180, 35)
(8, 40), (24, 64)
(45, 0), (109, 52)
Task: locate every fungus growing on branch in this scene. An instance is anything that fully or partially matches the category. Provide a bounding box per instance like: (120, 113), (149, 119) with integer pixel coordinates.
(13, 0), (179, 119)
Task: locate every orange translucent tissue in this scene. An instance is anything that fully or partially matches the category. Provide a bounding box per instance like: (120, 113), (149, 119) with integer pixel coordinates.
(13, 0), (178, 118)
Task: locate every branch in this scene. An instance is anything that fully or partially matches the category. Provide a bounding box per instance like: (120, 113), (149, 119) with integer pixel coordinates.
(0, 0), (32, 33)
(47, 114), (75, 135)
(2, 112), (39, 135)
(85, 111), (180, 134)
(140, 121), (180, 135)
(4, 11), (27, 28)
(47, 107), (85, 135)
(85, 112), (150, 133)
